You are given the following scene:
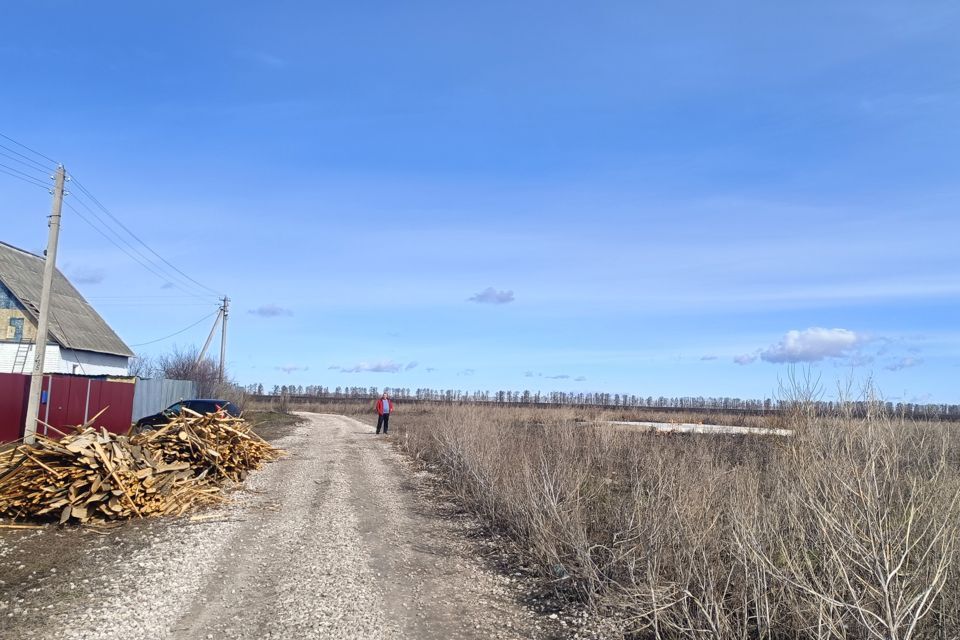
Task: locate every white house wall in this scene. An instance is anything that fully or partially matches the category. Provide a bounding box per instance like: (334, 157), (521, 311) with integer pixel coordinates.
(59, 348), (130, 376)
(0, 343), (129, 376)
(0, 343), (60, 375)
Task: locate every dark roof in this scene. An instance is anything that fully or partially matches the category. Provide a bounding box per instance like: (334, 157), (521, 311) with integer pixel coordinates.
(0, 241), (134, 357)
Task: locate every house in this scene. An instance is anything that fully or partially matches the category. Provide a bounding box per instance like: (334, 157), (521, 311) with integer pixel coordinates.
(0, 241), (133, 376)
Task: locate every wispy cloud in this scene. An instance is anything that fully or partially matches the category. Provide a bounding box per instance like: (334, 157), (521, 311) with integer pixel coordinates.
(468, 287), (515, 305)
(249, 304), (293, 318)
(72, 268), (105, 285)
(457, 368), (476, 376)
(574, 376), (587, 382)
(276, 364), (309, 374)
(848, 353), (875, 367)
(236, 50), (287, 68)
(885, 356), (923, 371)
(339, 360), (404, 373)
(426, 367), (437, 373)
(736, 328), (865, 365)
(544, 374), (570, 380)
(161, 282), (175, 290)
(405, 361), (418, 371)
(700, 355), (718, 361)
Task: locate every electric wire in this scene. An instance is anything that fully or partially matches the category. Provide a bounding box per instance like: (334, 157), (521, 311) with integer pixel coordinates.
(0, 131), (227, 351)
(0, 166), (49, 189)
(129, 310), (219, 347)
(0, 146), (55, 175)
(65, 192), (215, 299)
(68, 176), (222, 297)
(63, 200), (216, 300)
(86, 295), (218, 299)
(0, 162), (51, 189)
(0, 131), (59, 165)
(0, 130), (220, 300)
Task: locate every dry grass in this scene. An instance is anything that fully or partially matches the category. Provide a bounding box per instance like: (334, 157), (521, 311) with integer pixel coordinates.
(385, 403), (960, 639)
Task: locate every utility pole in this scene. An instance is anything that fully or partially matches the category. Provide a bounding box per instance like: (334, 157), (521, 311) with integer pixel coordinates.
(218, 296), (229, 383)
(24, 165), (66, 444)
(196, 306), (223, 366)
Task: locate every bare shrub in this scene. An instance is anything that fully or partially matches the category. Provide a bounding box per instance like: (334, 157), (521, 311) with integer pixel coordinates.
(393, 402), (960, 639)
(734, 417), (960, 640)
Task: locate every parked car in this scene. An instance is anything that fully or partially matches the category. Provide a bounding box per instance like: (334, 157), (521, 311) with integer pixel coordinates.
(135, 399), (242, 431)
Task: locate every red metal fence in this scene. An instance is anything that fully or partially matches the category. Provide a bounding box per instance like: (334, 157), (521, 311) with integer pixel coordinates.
(0, 372), (135, 443)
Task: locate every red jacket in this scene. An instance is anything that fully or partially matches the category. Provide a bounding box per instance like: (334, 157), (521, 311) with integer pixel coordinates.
(376, 398), (392, 415)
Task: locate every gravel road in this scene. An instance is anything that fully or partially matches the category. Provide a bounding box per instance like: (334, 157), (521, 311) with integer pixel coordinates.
(0, 413), (556, 639)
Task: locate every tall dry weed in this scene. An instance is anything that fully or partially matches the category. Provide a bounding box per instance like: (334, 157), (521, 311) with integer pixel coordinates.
(393, 403), (960, 639)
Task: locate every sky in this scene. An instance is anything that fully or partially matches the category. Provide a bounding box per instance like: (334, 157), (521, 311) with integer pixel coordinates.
(1, 1), (958, 404)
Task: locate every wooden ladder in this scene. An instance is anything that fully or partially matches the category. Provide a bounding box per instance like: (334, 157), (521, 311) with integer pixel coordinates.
(12, 338), (32, 373)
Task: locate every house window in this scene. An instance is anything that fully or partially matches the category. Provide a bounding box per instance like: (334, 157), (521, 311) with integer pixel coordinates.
(7, 317), (23, 341)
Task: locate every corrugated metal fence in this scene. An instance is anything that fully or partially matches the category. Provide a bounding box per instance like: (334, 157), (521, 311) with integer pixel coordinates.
(1, 375), (197, 443)
(0, 372), (136, 442)
(0, 372), (29, 442)
(132, 378), (198, 421)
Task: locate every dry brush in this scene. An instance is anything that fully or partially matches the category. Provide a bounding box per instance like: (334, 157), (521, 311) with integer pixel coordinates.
(392, 404), (960, 639)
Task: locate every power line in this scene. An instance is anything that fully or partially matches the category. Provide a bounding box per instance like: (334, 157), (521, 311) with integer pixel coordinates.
(0, 129), (219, 298)
(0, 130), (224, 308)
(63, 200), (214, 299)
(0, 131), (58, 166)
(0, 146), (55, 175)
(68, 175), (222, 296)
(129, 310), (220, 347)
(86, 293), (217, 301)
(0, 162), (50, 189)
(90, 303), (215, 307)
(65, 192), (215, 298)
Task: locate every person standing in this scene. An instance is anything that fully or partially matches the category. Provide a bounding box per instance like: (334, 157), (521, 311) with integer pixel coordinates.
(376, 391), (393, 434)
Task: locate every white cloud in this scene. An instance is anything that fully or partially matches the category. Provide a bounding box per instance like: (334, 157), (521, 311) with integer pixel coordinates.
(468, 287), (515, 305)
(341, 360), (404, 373)
(700, 355), (718, 361)
(545, 374), (570, 380)
(574, 376), (587, 382)
(405, 361), (418, 371)
(734, 353), (757, 365)
(759, 328), (863, 363)
(457, 368), (476, 376)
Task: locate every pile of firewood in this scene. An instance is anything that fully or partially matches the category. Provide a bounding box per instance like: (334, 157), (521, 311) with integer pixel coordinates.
(0, 410), (283, 524)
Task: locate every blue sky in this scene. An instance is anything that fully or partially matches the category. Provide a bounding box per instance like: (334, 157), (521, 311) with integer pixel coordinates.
(1, 1), (958, 403)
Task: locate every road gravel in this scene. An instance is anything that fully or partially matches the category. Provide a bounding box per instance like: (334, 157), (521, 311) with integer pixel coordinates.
(0, 413), (555, 639)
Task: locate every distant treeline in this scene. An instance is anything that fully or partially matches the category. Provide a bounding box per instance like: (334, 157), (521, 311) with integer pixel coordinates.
(241, 383), (960, 420)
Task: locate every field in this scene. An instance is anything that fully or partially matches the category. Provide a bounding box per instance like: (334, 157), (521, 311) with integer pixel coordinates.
(253, 396), (960, 639)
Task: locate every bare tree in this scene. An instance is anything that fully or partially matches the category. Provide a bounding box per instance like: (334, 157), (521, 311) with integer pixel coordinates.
(154, 345), (219, 398)
(127, 354), (156, 378)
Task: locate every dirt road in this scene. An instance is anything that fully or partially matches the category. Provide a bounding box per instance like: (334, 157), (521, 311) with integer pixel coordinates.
(0, 413), (559, 639)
